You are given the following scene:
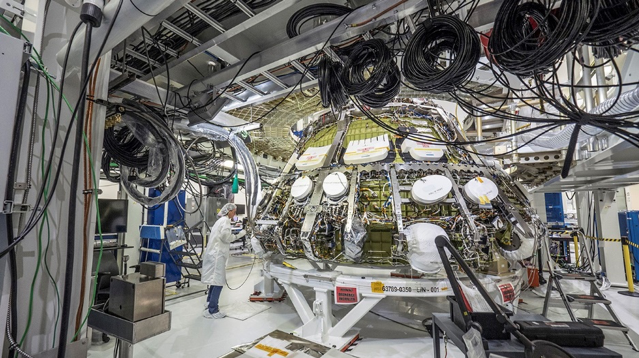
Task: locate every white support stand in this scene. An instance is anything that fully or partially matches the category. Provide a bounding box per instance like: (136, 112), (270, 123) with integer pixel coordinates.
(258, 263), (521, 351)
(250, 264), (286, 302)
(281, 281), (370, 350)
(593, 190), (626, 286)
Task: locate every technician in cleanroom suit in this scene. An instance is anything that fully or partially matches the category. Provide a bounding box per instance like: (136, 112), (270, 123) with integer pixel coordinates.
(202, 203), (246, 319)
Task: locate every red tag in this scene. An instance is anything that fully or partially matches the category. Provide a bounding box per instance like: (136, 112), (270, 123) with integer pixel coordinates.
(499, 283), (516, 303)
(335, 286), (359, 305)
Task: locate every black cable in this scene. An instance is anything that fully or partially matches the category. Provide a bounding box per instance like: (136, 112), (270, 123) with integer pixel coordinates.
(0, 0), (124, 259)
(318, 57), (348, 109)
(582, 0), (639, 58)
(286, 3), (352, 38)
(218, 7), (355, 128)
(59, 21), (94, 358)
(5, 61), (31, 358)
(488, 0), (598, 76)
(340, 38), (401, 108)
(129, 0), (154, 17)
(402, 15), (480, 93)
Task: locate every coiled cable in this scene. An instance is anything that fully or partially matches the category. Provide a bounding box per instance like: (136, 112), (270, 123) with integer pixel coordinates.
(286, 3), (352, 38)
(583, 0), (639, 58)
(402, 15), (481, 93)
(488, 0), (598, 76)
(318, 57), (349, 109)
(340, 39), (401, 108)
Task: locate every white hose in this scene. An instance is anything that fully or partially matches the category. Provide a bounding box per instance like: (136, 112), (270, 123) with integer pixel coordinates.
(517, 86), (639, 149)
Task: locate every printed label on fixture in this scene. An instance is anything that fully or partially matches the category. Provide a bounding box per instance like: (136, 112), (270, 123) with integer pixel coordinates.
(371, 281), (384, 294)
(335, 286), (359, 304)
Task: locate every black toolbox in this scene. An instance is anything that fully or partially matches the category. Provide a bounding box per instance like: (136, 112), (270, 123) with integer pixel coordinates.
(448, 296), (513, 340)
(515, 321), (605, 348)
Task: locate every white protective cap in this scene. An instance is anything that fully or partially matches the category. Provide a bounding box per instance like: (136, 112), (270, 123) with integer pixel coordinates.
(463, 177), (499, 205)
(291, 176), (314, 201)
(401, 138), (446, 161)
(323, 172), (349, 200)
(296, 145), (331, 171)
(405, 223), (450, 274)
(411, 175), (453, 205)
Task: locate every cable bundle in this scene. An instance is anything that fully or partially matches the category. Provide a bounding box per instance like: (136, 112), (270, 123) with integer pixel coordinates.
(341, 39), (401, 108)
(583, 0), (639, 58)
(488, 0), (597, 76)
(402, 15), (481, 93)
(104, 101), (185, 206)
(184, 137), (237, 187)
(286, 3), (352, 38)
(318, 57), (349, 109)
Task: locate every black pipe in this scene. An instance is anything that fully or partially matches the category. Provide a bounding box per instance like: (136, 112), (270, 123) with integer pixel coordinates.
(5, 61), (32, 357)
(58, 24), (93, 358)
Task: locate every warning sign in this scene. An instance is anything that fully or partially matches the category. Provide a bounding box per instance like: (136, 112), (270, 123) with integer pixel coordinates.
(499, 283), (516, 303)
(335, 286), (359, 305)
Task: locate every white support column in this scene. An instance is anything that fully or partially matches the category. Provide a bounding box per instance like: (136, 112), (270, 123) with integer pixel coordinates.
(329, 296), (382, 338)
(575, 192), (598, 272)
(594, 190), (626, 286)
(281, 282), (314, 325)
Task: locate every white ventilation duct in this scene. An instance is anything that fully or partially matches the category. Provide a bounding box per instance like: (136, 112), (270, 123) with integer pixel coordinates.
(517, 87), (639, 149)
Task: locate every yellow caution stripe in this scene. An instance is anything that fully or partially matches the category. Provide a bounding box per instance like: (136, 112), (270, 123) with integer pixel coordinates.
(584, 235), (639, 249)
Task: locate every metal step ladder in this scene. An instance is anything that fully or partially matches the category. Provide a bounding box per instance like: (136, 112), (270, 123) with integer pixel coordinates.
(542, 233), (638, 351)
(169, 225), (204, 285)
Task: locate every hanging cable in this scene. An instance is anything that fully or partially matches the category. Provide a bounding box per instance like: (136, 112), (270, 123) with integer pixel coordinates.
(402, 15), (480, 93)
(340, 38), (401, 108)
(286, 3), (352, 38)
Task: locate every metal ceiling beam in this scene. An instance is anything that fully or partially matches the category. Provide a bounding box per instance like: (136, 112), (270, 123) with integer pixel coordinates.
(231, 0), (256, 17)
(142, 37), (178, 58)
(290, 60), (316, 81)
(176, 0), (431, 98)
(222, 92), (247, 102)
(225, 78), (319, 111)
(261, 71), (289, 89)
(111, 62), (146, 77)
(184, 3), (227, 34)
(109, 69), (168, 102)
(142, 0), (300, 81)
(237, 80), (268, 96)
(161, 20), (202, 46)
(126, 49), (161, 68)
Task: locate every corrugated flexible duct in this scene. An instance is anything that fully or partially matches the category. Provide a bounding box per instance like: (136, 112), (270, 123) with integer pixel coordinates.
(516, 87), (639, 149)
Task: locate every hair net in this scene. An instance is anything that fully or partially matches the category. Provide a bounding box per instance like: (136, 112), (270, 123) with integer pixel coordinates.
(219, 203), (237, 216)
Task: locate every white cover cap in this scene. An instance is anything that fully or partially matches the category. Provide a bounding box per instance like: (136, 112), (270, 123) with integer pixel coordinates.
(296, 145), (332, 171)
(411, 175), (453, 205)
(291, 176), (314, 201)
(323, 172), (349, 199)
(401, 138), (446, 161)
(463, 177), (499, 205)
(405, 223), (450, 274)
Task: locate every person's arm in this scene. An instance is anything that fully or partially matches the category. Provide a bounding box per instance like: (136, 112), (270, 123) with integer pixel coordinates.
(219, 219), (246, 244)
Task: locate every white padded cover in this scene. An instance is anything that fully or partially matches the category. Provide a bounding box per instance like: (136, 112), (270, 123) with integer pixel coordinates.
(463, 177), (499, 205)
(297, 145), (331, 171)
(290, 176), (314, 201)
(411, 175), (453, 205)
(405, 223), (451, 274)
(323, 172), (349, 199)
(343, 134), (390, 165)
(401, 138), (446, 161)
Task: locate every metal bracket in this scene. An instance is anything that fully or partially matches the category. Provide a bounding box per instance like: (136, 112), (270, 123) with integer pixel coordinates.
(3, 201), (31, 214)
(323, 47), (342, 64)
(13, 182), (28, 190)
(1, 0), (25, 17)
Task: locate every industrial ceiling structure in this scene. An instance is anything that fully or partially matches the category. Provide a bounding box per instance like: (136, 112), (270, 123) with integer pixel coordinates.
(108, 0), (639, 191)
